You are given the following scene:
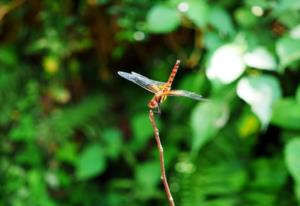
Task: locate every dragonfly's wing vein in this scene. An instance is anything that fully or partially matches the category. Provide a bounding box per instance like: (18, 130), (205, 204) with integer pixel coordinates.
(166, 90), (206, 101)
(131, 72), (165, 86)
(118, 71), (163, 93)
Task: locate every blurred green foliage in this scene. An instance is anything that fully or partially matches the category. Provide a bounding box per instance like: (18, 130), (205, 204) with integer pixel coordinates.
(1, 0), (300, 206)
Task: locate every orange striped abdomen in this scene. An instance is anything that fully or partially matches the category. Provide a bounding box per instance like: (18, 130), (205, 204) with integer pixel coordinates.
(163, 60), (180, 92)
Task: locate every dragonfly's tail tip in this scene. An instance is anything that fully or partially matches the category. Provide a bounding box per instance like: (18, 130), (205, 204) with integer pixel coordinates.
(176, 59), (181, 64)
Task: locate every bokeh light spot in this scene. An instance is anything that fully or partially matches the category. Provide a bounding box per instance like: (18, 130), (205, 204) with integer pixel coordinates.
(251, 6), (264, 17)
(178, 2), (189, 13)
(133, 31), (145, 41)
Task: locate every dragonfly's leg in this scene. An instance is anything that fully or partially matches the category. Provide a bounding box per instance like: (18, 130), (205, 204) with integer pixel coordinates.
(153, 107), (159, 115)
(157, 103), (161, 115)
(152, 104), (161, 115)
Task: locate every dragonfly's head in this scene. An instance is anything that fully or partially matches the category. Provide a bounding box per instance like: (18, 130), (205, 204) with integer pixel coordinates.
(148, 99), (162, 114)
(148, 99), (159, 109)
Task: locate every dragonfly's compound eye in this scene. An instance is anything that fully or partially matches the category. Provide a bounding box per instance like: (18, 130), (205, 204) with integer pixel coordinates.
(148, 100), (158, 109)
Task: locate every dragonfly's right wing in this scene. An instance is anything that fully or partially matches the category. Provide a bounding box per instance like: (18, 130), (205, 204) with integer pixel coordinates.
(118, 71), (165, 93)
(166, 90), (207, 101)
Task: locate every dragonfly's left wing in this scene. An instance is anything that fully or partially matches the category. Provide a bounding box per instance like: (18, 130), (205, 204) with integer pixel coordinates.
(166, 90), (206, 101)
(131, 72), (165, 87)
(118, 71), (165, 93)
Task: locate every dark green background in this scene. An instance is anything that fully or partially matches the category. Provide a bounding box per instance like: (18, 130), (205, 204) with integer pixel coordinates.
(1, 0), (300, 205)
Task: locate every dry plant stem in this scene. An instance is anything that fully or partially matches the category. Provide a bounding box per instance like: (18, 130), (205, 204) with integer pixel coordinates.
(149, 109), (175, 206)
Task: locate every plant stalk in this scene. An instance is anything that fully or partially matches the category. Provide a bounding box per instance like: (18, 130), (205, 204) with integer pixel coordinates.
(149, 109), (175, 206)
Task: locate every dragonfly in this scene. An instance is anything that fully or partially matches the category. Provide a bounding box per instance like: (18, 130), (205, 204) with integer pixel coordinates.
(118, 60), (205, 113)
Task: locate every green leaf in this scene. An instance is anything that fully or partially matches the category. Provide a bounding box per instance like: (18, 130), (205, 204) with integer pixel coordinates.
(196, 162), (248, 195)
(237, 109), (260, 137)
(134, 161), (161, 200)
(206, 44), (246, 84)
(208, 7), (234, 36)
(184, 0), (208, 28)
(290, 24), (300, 39)
(103, 128), (123, 159)
(57, 142), (77, 164)
(234, 8), (258, 28)
(243, 47), (277, 71)
(275, 10), (300, 28)
(285, 138), (300, 183)
(15, 144), (42, 165)
(276, 35), (300, 69)
(9, 115), (37, 141)
(191, 101), (229, 152)
(76, 145), (106, 180)
(277, 0), (300, 11)
(271, 98), (300, 129)
(237, 75), (282, 128)
(28, 170), (56, 206)
(250, 157), (287, 189)
(146, 5), (180, 33)
(0, 46), (17, 66)
(296, 85), (300, 102)
(296, 185), (300, 204)
(135, 161), (160, 191)
(245, 0), (269, 8)
(204, 32), (223, 51)
(131, 112), (154, 150)
(44, 95), (106, 139)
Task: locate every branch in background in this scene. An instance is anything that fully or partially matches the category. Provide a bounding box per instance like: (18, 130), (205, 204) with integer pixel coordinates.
(149, 109), (175, 206)
(0, 0), (25, 21)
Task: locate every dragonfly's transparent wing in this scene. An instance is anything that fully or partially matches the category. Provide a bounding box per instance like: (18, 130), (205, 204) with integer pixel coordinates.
(118, 71), (164, 93)
(130, 72), (165, 86)
(166, 90), (206, 101)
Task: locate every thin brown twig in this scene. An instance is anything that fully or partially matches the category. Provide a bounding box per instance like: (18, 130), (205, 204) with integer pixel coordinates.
(0, 0), (25, 21)
(149, 109), (175, 206)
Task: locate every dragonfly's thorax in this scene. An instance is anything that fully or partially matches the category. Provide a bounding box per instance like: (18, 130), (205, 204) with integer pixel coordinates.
(156, 91), (168, 102)
(148, 93), (168, 109)
(156, 90), (164, 96)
